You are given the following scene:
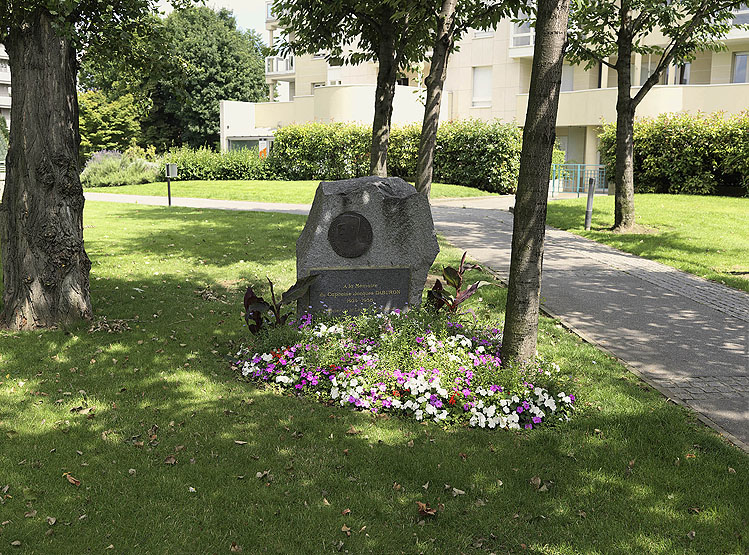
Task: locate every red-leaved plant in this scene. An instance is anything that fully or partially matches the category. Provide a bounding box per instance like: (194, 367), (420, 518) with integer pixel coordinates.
(427, 252), (486, 313)
(244, 275), (318, 334)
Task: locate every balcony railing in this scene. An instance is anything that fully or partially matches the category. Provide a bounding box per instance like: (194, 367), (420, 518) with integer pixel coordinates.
(265, 55), (295, 76)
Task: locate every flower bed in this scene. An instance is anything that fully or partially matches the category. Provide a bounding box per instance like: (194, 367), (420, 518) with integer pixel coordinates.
(234, 310), (575, 430)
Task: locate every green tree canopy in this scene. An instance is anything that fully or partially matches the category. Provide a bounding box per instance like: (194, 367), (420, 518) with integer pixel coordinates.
(78, 91), (141, 163)
(81, 6), (268, 150)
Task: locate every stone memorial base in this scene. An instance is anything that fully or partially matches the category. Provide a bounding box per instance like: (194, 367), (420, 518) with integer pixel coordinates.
(296, 176), (439, 314)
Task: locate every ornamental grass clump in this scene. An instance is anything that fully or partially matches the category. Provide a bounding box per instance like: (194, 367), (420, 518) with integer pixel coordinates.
(234, 309), (575, 430)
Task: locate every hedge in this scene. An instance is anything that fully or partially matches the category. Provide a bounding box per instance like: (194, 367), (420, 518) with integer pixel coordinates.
(599, 112), (749, 196)
(95, 120), (565, 194)
(269, 119), (526, 194)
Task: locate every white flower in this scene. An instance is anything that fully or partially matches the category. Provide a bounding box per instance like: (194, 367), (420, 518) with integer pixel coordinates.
(330, 387), (339, 399)
(261, 353), (273, 362)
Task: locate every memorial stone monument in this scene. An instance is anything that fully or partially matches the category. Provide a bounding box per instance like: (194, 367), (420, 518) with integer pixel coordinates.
(297, 176), (439, 313)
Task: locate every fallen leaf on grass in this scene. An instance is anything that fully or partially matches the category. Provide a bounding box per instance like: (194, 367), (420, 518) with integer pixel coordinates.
(24, 510), (36, 518)
(234, 440), (248, 445)
(688, 507), (701, 514)
(346, 426), (360, 435)
(341, 509), (351, 516)
(11, 540), (21, 547)
(530, 476), (541, 489)
(341, 524), (351, 537)
(230, 542), (243, 552)
(685, 453), (696, 459)
(417, 502), (437, 516)
(164, 455), (177, 465)
(728, 467), (736, 474)
(452, 488), (465, 497)
(407, 440), (414, 447)
(687, 530), (696, 540)
(393, 482), (402, 491)
(422, 482), (429, 490)
(63, 473), (81, 487)
(323, 498), (330, 506)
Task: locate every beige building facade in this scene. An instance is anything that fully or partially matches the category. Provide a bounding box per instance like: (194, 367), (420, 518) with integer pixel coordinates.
(221, 3), (749, 165)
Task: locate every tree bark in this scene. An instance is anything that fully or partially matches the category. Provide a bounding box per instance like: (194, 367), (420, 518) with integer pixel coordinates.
(414, 0), (457, 198)
(501, 0), (569, 364)
(370, 24), (398, 177)
(613, 25), (636, 231)
(0, 10), (92, 329)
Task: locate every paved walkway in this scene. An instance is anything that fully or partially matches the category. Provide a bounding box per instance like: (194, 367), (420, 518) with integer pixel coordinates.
(85, 192), (749, 451)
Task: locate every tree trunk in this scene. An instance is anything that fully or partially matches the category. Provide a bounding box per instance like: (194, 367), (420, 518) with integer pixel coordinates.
(0, 10), (92, 329)
(613, 17), (636, 231)
(501, 0), (569, 364)
(370, 26), (398, 177)
(414, 0), (457, 198)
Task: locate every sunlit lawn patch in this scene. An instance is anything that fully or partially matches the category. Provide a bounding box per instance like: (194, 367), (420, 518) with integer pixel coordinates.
(546, 194), (749, 292)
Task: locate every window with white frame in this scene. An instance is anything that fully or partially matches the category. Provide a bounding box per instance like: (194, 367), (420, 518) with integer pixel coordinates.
(512, 15), (534, 47)
(733, 52), (748, 83)
(265, 2), (274, 20)
(639, 55), (667, 86)
(734, 4), (749, 24)
(472, 66), (492, 107)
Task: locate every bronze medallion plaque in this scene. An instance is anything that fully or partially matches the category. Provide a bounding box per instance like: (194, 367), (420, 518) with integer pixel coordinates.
(328, 211), (373, 258)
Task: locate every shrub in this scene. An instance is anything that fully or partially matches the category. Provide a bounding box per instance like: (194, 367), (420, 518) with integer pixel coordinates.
(80, 150), (160, 187)
(268, 122), (370, 180)
(599, 111), (749, 196)
(159, 146), (270, 181)
(268, 120), (529, 193)
(434, 119), (523, 194)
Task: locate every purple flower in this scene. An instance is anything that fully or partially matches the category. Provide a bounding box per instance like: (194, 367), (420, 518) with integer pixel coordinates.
(516, 406), (524, 414)
(532, 416), (542, 424)
(525, 423), (533, 430)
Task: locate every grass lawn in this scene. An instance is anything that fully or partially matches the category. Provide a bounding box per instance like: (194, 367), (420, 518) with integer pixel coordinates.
(84, 179), (495, 203)
(546, 194), (749, 293)
(0, 201), (747, 553)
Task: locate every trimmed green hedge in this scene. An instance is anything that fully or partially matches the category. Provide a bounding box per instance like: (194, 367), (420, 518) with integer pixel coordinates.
(106, 120), (564, 194)
(269, 119), (526, 194)
(599, 112), (749, 196)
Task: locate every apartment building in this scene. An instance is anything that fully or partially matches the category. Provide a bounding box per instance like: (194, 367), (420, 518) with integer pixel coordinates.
(221, 3), (749, 165)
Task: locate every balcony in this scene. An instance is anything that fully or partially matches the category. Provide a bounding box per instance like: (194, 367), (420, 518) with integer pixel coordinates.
(265, 55), (295, 76)
(516, 82), (749, 127)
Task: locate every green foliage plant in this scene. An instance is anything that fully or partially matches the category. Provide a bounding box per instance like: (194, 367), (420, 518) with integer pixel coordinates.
(427, 252), (488, 313)
(78, 90), (141, 164)
(243, 275), (318, 333)
(599, 111), (749, 196)
(80, 150), (159, 187)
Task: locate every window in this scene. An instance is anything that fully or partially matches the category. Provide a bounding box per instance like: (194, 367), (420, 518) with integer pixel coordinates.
(472, 66), (492, 108)
(312, 82), (326, 91)
(0, 60), (8, 71)
(512, 15), (534, 47)
(678, 63), (691, 85)
(561, 64), (574, 92)
(473, 28), (494, 39)
(312, 52), (326, 60)
(396, 76), (409, 86)
(733, 52), (748, 83)
(265, 2), (274, 20)
(639, 55), (667, 86)
(734, 4), (749, 25)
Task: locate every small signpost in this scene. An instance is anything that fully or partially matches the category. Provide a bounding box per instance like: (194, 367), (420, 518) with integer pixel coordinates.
(165, 163), (178, 207)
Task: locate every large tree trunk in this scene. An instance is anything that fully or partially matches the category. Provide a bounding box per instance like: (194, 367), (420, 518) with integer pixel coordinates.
(370, 26), (398, 177)
(613, 32), (636, 231)
(414, 0), (457, 198)
(501, 0), (569, 364)
(0, 10), (92, 329)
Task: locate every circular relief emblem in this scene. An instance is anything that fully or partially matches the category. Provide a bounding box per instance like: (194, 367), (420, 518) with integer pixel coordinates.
(328, 211), (373, 258)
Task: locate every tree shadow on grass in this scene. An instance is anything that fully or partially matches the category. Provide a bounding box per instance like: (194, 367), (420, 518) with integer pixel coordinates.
(1, 201), (748, 553)
(1, 317), (748, 553)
